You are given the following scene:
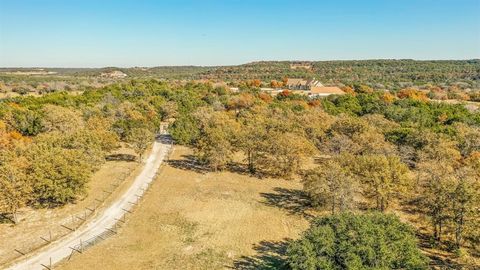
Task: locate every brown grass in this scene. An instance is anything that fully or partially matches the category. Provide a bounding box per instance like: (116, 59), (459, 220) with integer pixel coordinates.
(57, 146), (310, 270)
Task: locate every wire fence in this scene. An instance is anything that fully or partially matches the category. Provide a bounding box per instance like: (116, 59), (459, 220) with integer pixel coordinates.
(1, 135), (174, 270)
(62, 140), (174, 267)
(0, 169), (134, 268)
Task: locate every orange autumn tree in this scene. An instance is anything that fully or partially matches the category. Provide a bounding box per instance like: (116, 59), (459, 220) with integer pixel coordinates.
(0, 120), (31, 223)
(278, 89), (291, 98)
(258, 92), (273, 103)
(227, 92), (255, 117)
(0, 120), (30, 149)
(397, 88), (429, 102)
(381, 92), (396, 104)
(248, 79), (262, 88)
(270, 80), (283, 88)
(341, 86), (355, 95)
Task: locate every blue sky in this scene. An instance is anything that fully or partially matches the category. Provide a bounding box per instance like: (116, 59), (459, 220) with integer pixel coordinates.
(0, 0), (479, 67)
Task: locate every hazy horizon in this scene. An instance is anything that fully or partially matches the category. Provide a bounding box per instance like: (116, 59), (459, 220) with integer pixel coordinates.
(1, 58), (479, 69)
(1, 0), (479, 68)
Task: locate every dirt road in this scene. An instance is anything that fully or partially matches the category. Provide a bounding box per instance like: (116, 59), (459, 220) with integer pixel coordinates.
(7, 134), (172, 270)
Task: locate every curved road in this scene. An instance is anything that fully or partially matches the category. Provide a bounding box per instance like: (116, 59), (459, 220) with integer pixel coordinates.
(7, 134), (172, 270)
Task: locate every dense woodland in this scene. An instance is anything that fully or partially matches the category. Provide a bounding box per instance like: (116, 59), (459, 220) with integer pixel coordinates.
(1, 79), (479, 268)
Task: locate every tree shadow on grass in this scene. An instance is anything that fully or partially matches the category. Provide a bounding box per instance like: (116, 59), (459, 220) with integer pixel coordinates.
(0, 213), (15, 224)
(414, 232), (469, 270)
(230, 239), (291, 270)
(260, 187), (315, 220)
(225, 162), (266, 177)
(167, 154), (211, 174)
(167, 155), (257, 177)
(401, 196), (426, 216)
(156, 134), (173, 144)
(105, 153), (137, 162)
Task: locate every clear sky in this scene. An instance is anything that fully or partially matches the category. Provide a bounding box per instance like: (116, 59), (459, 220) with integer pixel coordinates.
(0, 0), (479, 67)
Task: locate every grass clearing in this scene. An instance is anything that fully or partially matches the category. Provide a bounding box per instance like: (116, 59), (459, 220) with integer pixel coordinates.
(57, 146), (310, 270)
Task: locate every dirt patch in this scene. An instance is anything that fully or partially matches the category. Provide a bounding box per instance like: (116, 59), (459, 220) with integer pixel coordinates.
(57, 146), (310, 270)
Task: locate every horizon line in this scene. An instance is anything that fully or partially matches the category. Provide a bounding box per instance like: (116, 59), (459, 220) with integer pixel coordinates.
(1, 58), (479, 69)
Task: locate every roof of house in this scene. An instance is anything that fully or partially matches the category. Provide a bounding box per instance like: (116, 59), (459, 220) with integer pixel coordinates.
(310, 86), (345, 95)
(310, 80), (324, 87)
(286, 78), (324, 87)
(101, 70), (127, 77)
(286, 78), (308, 86)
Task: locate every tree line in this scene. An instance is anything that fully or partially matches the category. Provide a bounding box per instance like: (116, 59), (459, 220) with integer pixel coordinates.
(199, 60), (480, 90)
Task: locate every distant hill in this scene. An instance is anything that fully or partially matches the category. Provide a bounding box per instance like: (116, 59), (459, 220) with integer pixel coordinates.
(195, 59), (480, 89)
(2, 59), (479, 89)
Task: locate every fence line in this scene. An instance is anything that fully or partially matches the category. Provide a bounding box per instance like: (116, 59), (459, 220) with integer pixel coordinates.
(0, 150), (148, 268)
(4, 137), (173, 269)
(64, 139), (174, 265)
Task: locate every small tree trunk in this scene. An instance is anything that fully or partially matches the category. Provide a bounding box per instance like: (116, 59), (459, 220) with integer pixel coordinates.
(438, 222), (443, 242)
(248, 151), (255, 174)
(380, 197), (386, 212)
(455, 210), (464, 248)
(331, 196), (336, 215)
(376, 195), (381, 211)
(12, 210), (18, 224)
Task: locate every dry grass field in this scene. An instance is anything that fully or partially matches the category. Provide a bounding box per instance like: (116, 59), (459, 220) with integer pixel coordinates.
(57, 146), (311, 270)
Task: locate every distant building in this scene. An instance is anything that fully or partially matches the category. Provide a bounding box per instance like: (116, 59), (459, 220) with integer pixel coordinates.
(5, 70), (57, 75)
(260, 87), (276, 92)
(286, 78), (323, 90)
(465, 103), (479, 112)
(309, 86), (345, 97)
(100, 70), (127, 79)
(290, 62), (312, 70)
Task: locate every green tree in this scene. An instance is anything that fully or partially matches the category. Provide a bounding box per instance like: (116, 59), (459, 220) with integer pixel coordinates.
(302, 156), (357, 214)
(258, 132), (316, 178)
(325, 116), (394, 156)
(235, 107), (269, 174)
(194, 109), (239, 171)
(450, 166), (480, 248)
(6, 108), (44, 136)
(417, 136), (462, 242)
(0, 158), (31, 223)
(287, 213), (428, 270)
(42, 105), (83, 133)
(27, 145), (93, 207)
(352, 155), (410, 211)
(454, 123), (480, 157)
(417, 161), (455, 242)
(170, 114), (200, 145)
(126, 128), (153, 161)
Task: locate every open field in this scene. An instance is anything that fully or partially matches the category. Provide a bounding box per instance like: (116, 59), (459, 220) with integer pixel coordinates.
(57, 146), (311, 270)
